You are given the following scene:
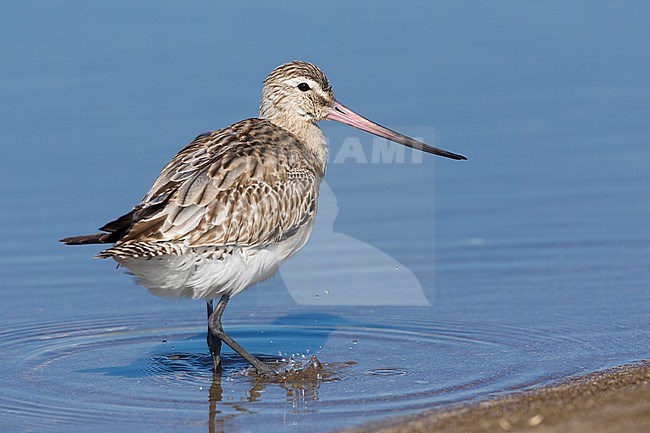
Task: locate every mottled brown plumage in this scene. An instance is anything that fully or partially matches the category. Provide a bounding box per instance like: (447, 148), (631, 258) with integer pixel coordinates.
(95, 118), (320, 258)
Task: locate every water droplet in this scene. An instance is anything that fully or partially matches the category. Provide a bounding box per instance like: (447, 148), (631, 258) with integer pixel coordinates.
(309, 355), (322, 369)
(170, 345), (175, 349)
(199, 386), (203, 391)
(324, 289), (329, 295)
(305, 348), (311, 354)
(270, 340), (273, 344)
(161, 339), (167, 344)
(315, 294), (320, 299)
(352, 339), (358, 345)
(395, 266), (399, 271)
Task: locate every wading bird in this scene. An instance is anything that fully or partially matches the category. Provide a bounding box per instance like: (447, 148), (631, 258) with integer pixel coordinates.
(61, 61), (466, 377)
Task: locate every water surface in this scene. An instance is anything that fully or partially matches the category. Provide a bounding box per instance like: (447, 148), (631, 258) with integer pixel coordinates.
(1, 2), (648, 432)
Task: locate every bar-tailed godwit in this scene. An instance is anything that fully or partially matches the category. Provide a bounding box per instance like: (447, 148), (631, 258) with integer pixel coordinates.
(61, 61), (466, 377)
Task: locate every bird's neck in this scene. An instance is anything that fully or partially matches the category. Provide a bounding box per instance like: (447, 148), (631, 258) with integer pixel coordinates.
(264, 112), (328, 178)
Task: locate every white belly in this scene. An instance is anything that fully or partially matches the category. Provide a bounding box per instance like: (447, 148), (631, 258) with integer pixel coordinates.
(114, 222), (314, 300)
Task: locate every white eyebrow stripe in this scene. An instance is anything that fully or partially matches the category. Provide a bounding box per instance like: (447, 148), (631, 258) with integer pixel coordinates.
(284, 77), (319, 89)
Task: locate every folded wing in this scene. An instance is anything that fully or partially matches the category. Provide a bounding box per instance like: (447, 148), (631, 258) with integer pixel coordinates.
(97, 119), (319, 257)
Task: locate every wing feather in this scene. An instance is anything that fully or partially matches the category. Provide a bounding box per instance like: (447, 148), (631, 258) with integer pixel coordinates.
(104, 119), (320, 253)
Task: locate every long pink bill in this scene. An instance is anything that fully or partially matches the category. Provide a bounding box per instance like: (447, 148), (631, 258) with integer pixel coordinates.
(326, 99), (467, 160)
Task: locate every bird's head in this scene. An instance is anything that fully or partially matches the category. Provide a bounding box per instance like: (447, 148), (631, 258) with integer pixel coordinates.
(260, 61), (467, 160)
(260, 61), (334, 123)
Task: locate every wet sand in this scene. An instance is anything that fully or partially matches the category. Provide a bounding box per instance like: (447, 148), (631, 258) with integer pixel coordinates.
(341, 360), (650, 433)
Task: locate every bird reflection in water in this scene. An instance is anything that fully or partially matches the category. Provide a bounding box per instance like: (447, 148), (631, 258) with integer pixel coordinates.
(206, 356), (350, 433)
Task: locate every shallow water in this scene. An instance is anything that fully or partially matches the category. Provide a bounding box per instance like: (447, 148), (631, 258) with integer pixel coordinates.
(1, 2), (649, 433)
(6, 305), (646, 433)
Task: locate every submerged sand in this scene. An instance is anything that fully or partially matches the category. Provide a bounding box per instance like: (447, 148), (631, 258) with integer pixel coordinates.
(340, 360), (650, 433)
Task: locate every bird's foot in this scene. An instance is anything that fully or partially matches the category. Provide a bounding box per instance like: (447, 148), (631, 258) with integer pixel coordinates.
(210, 352), (222, 372)
(250, 361), (277, 379)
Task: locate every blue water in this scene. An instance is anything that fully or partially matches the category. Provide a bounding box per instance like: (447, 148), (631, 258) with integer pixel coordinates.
(1, 2), (648, 432)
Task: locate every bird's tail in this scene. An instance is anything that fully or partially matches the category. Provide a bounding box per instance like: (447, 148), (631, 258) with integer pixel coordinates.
(59, 233), (113, 245)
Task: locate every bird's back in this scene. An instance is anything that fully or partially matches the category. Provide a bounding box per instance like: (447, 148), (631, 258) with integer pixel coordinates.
(62, 118), (324, 298)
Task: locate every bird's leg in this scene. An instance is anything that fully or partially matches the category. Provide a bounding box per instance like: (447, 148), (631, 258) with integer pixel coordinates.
(206, 299), (223, 371)
(208, 293), (275, 377)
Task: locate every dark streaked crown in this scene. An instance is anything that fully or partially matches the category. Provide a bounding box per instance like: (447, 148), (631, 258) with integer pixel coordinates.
(264, 61), (332, 93)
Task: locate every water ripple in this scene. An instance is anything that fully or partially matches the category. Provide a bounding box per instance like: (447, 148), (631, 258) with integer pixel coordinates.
(0, 308), (627, 432)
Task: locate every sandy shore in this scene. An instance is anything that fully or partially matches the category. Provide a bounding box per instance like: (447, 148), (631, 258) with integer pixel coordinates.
(340, 360), (650, 433)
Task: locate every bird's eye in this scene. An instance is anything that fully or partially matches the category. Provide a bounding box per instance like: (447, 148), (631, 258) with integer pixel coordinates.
(298, 82), (311, 92)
